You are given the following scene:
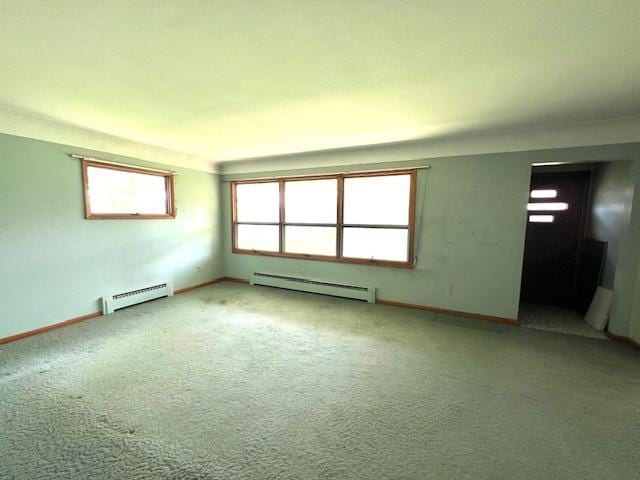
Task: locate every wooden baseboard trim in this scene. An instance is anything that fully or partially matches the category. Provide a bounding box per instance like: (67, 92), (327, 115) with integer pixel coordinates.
(223, 276), (250, 284)
(377, 299), (518, 326)
(0, 311), (102, 346)
(174, 277), (225, 295)
(0, 279), (516, 346)
(1, 277), (230, 346)
(604, 330), (640, 350)
(218, 278), (516, 326)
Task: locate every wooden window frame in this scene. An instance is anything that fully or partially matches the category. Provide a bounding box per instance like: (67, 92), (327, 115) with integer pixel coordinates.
(231, 169), (417, 268)
(81, 159), (176, 220)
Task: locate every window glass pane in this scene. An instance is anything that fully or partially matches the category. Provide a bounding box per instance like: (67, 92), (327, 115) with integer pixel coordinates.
(285, 179), (337, 223)
(344, 174), (410, 225)
(529, 215), (554, 223)
(236, 183), (279, 222)
(285, 226), (336, 256)
(527, 202), (568, 211)
(236, 224), (279, 252)
(87, 166), (168, 214)
(530, 189), (557, 199)
(342, 228), (408, 262)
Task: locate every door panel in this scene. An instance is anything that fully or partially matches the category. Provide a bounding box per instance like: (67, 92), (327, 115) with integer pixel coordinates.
(520, 172), (589, 307)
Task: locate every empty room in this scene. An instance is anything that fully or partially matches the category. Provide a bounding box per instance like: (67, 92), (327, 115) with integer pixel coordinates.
(2, 2), (640, 479)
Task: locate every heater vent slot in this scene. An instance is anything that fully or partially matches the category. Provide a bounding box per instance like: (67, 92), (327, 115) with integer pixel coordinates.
(113, 284), (168, 300)
(250, 272), (375, 303)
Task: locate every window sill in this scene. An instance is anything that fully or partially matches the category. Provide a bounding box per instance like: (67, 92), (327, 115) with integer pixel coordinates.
(232, 248), (414, 269)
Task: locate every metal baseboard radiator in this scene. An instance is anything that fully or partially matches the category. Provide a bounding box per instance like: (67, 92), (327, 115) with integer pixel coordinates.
(102, 282), (174, 314)
(250, 272), (375, 303)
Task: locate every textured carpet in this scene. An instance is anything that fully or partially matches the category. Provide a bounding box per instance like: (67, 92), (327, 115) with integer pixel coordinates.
(1, 281), (639, 479)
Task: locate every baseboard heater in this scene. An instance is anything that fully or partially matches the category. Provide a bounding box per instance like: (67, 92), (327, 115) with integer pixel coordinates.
(101, 282), (174, 314)
(250, 272), (375, 303)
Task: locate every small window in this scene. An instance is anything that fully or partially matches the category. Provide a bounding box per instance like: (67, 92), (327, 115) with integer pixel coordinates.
(529, 215), (554, 223)
(530, 189), (557, 199)
(527, 202), (568, 211)
(232, 170), (416, 267)
(82, 160), (175, 219)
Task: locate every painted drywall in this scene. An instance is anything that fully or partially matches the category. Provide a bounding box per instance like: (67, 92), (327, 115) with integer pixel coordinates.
(3, 130), (640, 341)
(3, 2), (640, 162)
(610, 159), (640, 342)
(587, 161), (633, 289)
(220, 141), (640, 176)
(3, 105), (640, 174)
(222, 155), (532, 320)
(0, 106), (217, 173)
(631, 263), (640, 343)
(0, 133), (223, 339)
(222, 143), (640, 323)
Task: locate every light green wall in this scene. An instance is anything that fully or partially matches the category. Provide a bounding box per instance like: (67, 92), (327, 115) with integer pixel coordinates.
(585, 159), (640, 338)
(611, 159), (640, 341)
(0, 133), (223, 339)
(223, 156), (530, 319)
(3, 131), (640, 341)
(631, 262), (640, 343)
(222, 143), (640, 324)
(587, 160), (633, 290)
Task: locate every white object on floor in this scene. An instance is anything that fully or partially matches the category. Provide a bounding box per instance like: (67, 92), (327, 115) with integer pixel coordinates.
(584, 287), (613, 331)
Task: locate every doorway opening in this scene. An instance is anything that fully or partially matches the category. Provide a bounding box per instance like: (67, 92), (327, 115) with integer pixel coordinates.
(518, 161), (632, 339)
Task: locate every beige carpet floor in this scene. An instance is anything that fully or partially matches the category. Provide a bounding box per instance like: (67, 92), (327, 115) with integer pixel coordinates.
(1, 281), (639, 479)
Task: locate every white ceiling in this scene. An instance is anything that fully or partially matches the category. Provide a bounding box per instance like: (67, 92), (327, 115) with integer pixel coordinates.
(1, 1), (640, 171)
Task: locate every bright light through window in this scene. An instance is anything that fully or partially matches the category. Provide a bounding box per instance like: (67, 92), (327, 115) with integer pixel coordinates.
(285, 226), (336, 256)
(342, 228), (408, 261)
(344, 175), (410, 225)
(83, 162), (174, 218)
(527, 202), (569, 211)
(236, 182), (279, 222)
(232, 171), (415, 265)
(530, 189), (557, 199)
(236, 224), (279, 252)
(285, 179), (337, 223)
(529, 215), (554, 223)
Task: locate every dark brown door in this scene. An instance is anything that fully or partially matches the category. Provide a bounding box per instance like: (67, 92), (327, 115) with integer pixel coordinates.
(520, 172), (590, 307)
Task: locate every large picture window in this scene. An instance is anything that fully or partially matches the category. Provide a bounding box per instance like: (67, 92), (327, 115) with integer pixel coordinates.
(231, 170), (416, 267)
(82, 159), (176, 219)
